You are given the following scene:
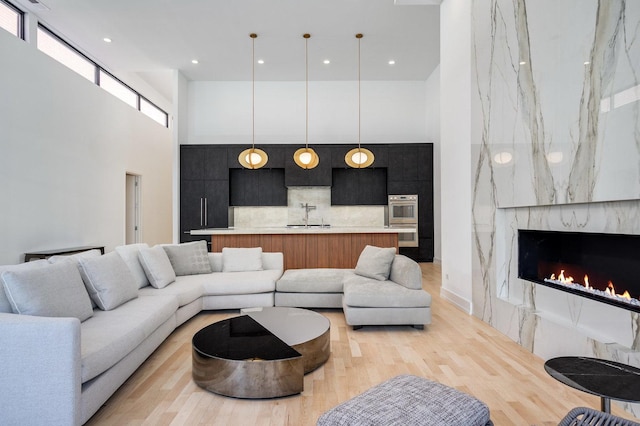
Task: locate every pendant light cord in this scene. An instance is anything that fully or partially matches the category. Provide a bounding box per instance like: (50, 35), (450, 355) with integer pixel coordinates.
(357, 34), (361, 150)
(252, 35), (255, 149)
(305, 34), (309, 150)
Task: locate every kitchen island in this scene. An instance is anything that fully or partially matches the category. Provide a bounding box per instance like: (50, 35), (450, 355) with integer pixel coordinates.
(191, 227), (410, 269)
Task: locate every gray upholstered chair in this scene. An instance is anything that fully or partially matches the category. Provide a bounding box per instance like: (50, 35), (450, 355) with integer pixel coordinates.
(558, 407), (640, 426)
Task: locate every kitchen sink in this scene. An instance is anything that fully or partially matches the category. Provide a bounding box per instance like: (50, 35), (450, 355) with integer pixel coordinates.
(285, 224), (331, 228)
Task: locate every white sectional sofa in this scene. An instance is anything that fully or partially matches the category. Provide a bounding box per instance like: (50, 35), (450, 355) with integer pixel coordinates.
(0, 242), (283, 426)
(0, 242), (429, 425)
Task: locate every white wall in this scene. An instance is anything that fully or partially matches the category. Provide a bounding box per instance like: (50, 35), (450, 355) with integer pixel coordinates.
(0, 30), (173, 264)
(187, 80), (428, 144)
(439, 0), (473, 312)
(425, 65), (441, 262)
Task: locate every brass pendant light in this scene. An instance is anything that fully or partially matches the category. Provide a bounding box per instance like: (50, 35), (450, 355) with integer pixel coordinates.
(239, 33), (268, 169)
(293, 33), (319, 169)
(345, 33), (375, 168)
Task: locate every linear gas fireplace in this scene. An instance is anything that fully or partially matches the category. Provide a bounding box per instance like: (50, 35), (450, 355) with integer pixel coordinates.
(518, 229), (640, 313)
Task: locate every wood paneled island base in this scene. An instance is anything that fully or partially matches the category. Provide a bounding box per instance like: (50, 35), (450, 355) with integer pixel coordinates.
(210, 232), (398, 270)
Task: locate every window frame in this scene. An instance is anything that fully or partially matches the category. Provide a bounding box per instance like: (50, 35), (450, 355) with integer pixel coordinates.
(36, 24), (170, 128)
(0, 0), (24, 39)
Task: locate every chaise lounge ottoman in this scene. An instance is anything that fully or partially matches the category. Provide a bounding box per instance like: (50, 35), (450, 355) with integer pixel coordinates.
(317, 374), (493, 426)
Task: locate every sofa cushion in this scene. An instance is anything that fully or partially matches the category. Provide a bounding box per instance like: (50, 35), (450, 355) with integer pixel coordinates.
(78, 251), (139, 311)
(389, 254), (423, 290)
(163, 241), (212, 276)
(0, 260), (50, 313)
(138, 246), (176, 289)
(79, 294), (177, 383)
(138, 274), (205, 307)
(343, 274), (432, 308)
(276, 269), (351, 293)
(115, 243), (150, 289)
(201, 269), (280, 295)
(354, 245), (396, 281)
(222, 247), (263, 272)
(1, 260), (94, 321)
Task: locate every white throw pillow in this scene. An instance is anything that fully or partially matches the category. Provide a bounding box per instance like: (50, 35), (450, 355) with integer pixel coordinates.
(1, 260), (94, 321)
(163, 241), (212, 276)
(0, 260), (50, 313)
(138, 245), (176, 289)
(354, 245), (397, 281)
(115, 243), (150, 288)
(222, 247), (263, 272)
(78, 251), (139, 310)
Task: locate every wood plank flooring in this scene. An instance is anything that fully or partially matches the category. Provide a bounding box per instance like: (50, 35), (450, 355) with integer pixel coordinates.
(86, 263), (636, 425)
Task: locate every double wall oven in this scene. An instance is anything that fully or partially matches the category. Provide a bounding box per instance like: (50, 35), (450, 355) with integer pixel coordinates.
(388, 195), (418, 247)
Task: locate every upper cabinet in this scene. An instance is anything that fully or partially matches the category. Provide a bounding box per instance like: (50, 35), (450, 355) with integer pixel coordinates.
(229, 168), (287, 206)
(331, 168), (387, 205)
(181, 146), (228, 180)
(284, 146), (332, 187)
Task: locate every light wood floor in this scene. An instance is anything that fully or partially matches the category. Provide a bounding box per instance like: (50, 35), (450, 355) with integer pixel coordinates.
(86, 263), (635, 425)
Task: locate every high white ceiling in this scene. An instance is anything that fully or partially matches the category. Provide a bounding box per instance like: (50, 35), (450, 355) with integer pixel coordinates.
(14, 0), (440, 98)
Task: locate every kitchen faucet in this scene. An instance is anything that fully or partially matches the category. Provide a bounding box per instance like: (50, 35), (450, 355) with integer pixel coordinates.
(301, 203), (316, 227)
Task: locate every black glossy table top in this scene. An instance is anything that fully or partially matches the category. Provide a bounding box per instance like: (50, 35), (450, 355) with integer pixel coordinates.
(192, 315), (301, 361)
(544, 356), (640, 403)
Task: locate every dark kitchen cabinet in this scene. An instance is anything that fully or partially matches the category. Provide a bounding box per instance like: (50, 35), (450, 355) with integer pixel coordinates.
(180, 146), (230, 243)
(284, 146), (332, 186)
(388, 145), (419, 182)
(181, 146), (228, 180)
(331, 168), (387, 205)
(230, 168), (287, 206)
(180, 179), (228, 231)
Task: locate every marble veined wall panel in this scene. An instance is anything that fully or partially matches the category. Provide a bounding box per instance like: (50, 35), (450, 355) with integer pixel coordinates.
(473, 0), (640, 209)
(471, 0), (640, 417)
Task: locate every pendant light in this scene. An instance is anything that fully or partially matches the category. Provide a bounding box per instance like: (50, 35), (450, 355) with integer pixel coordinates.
(294, 33), (319, 169)
(345, 33), (375, 168)
(239, 33), (268, 169)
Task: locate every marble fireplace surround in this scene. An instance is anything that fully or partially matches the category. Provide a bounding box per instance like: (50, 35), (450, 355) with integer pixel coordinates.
(468, 0), (640, 418)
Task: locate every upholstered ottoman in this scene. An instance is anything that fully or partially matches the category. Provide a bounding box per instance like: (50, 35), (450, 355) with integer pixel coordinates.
(317, 375), (492, 426)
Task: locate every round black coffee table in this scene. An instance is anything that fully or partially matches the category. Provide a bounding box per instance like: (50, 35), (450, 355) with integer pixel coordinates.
(544, 356), (640, 413)
(192, 307), (330, 399)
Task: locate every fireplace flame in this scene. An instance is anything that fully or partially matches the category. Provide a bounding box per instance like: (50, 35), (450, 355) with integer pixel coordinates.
(544, 271), (637, 306)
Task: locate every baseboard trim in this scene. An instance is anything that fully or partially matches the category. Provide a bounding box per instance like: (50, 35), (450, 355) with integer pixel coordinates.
(440, 287), (472, 314)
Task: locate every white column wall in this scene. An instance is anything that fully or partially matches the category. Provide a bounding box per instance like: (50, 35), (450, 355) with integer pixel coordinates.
(439, 0), (473, 312)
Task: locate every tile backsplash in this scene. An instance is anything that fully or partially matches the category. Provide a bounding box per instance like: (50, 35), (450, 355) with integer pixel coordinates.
(231, 186), (385, 228)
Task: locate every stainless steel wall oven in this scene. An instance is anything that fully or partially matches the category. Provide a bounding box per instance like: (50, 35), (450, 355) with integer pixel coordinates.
(388, 195), (418, 247)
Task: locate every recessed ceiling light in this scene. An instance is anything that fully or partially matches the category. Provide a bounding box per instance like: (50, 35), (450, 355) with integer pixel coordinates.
(323, 59), (330, 65)
(191, 59), (199, 64)
(519, 61), (526, 65)
(584, 61), (590, 65)
(257, 59), (264, 64)
(103, 37), (112, 43)
(388, 60), (396, 65)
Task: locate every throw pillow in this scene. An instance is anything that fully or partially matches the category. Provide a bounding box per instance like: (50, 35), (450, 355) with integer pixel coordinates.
(163, 241), (212, 276)
(354, 245), (397, 281)
(115, 243), (150, 288)
(222, 247), (263, 272)
(1, 260), (94, 321)
(0, 260), (50, 313)
(78, 251), (139, 310)
(138, 245), (176, 288)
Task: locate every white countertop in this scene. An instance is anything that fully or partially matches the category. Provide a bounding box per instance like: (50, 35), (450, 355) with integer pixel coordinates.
(191, 226), (416, 235)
